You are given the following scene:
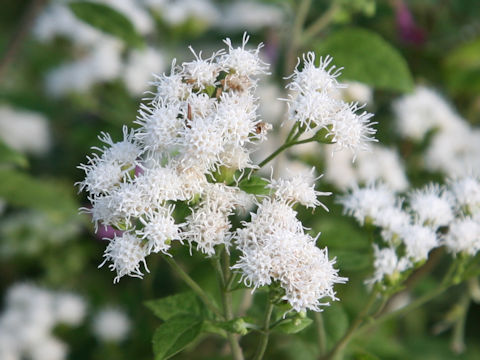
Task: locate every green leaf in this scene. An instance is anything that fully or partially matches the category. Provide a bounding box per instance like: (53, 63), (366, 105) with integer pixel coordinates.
(68, 1), (144, 47)
(330, 248), (372, 271)
(238, 175), (270, 195)
(314, 28), (414, 92)
(145, 292), (203, 321)
(152, 315), (203, 360)
(443, 37), (480, 95)
(274, 317), (313, 334)
(323, 303), (349, 343)
(0, 169), (78, 218)
(0, 141), (28, 168)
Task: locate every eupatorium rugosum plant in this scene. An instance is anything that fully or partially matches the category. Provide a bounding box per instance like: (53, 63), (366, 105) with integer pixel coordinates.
(78, 34), (377, 359)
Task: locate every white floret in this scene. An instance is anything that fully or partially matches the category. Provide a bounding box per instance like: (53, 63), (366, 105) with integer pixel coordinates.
(443, 218), (480, 256)
(408, 184), (455, 229)
(400, 224), (438, 262)
(100, 233), (149, 283)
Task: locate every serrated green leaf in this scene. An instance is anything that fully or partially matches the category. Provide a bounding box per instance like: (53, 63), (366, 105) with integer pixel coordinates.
(0, 141), (28, 168)
(0, 169), (78, 218)
(152, 315), (203, 360)
(145, 292), (203, 321)
(274, 317), (313, 334)
(314, 28), (414, 92)
(68, 1), (144, 47)
(238, 175), (270, 195)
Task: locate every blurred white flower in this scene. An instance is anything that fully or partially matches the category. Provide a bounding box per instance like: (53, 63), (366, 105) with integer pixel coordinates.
(123, 47), (166, 95)
(93, 307), (131, 342)
(218, 1), (285, 30)
(0, 106), (51, 155)
(408, 184), (455, 229)
(55, 293), (87, 326)
(367, 245), (411, 285)
(393, 85), (464, 141)
(443, 218), (480, 256)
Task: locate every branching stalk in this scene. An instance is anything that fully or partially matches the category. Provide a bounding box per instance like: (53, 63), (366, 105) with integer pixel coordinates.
(163, 256), (223, 318)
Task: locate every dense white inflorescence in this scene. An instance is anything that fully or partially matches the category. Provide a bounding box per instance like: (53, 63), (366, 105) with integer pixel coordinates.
(76, 35), (377, 312)
(0, 283), (86, 360)
(340, 178), (480, 287)
(284, 52), (377, 157)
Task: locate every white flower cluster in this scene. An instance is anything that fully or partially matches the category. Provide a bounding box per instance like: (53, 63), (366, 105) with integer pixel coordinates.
(79, 36), (349, 312)
(339, 178), (480, 286)
(0, 106), (51, 155)
(92, 307), (131, 342)
(79, 34), (271, 282)
(0, 283), (86, 360)
(394, 86), (480, 177)
(233, 178), (346, 313)
(324, 144), (409, 191)
(285, 53), (377, 157)
(34, 0), (164, 96)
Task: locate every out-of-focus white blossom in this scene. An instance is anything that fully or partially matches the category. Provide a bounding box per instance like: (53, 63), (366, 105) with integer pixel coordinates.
(123, 47), (166, 95)
(400, 225), (438, 262)
(450, 176), (480, 215)
(393, 86), (464, 141)
(338, 183), (396, 225)
(92, 307), (130, 342)
(45, 39), (123, 97)
(367, 246), (411, 285)
(408, 184), (455, 229)
(0, 106), (51, 155)
(337, 81), (373, 104)
(0, 283), (86, 360)
(443, 218), (480, 256)
(218, 1), (285, 30)
(146, 0), (220, 26)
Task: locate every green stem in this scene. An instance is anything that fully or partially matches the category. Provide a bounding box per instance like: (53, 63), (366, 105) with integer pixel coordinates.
(257, 135), (315, 168)
(315, 312), (327, 356)
(253, 299), (275, 360)
(451, 293), (470, 354)
(215, 249), (245, 360)
(285, 122), (300, 143)
(321, 290), (378, 360)
(302, 3), (340, 43)
(163, 256), (223, 318)
(357, 285), (449, 336)
(285, 0), (312, 73)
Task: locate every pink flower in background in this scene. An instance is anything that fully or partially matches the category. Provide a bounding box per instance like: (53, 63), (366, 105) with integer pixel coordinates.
(394, 0), (426, 45)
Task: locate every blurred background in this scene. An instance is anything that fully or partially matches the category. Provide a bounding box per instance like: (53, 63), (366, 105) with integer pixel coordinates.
(1, 0), (480, 359)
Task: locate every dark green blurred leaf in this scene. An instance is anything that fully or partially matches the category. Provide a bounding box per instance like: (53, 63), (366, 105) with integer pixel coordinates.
(238, 175), (270, 195)
(145, 292), (203, 321)
(0, 141), (28, 168)
(331, 248), (372, 271)
(315, 28), (414, 92)
(274, 317), (313, 334)
(68, 1), (144, 47)
(152, 315), (203, 360)
(0, 169), (78, 218)
(323, 302), (349, 343)
(443, 37), (480, 96)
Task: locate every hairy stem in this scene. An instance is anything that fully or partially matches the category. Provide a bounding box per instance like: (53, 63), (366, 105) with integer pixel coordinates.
(215, 249), (245, 360)
(253, 299), (275, 360)
(163, 256), (223, 318)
